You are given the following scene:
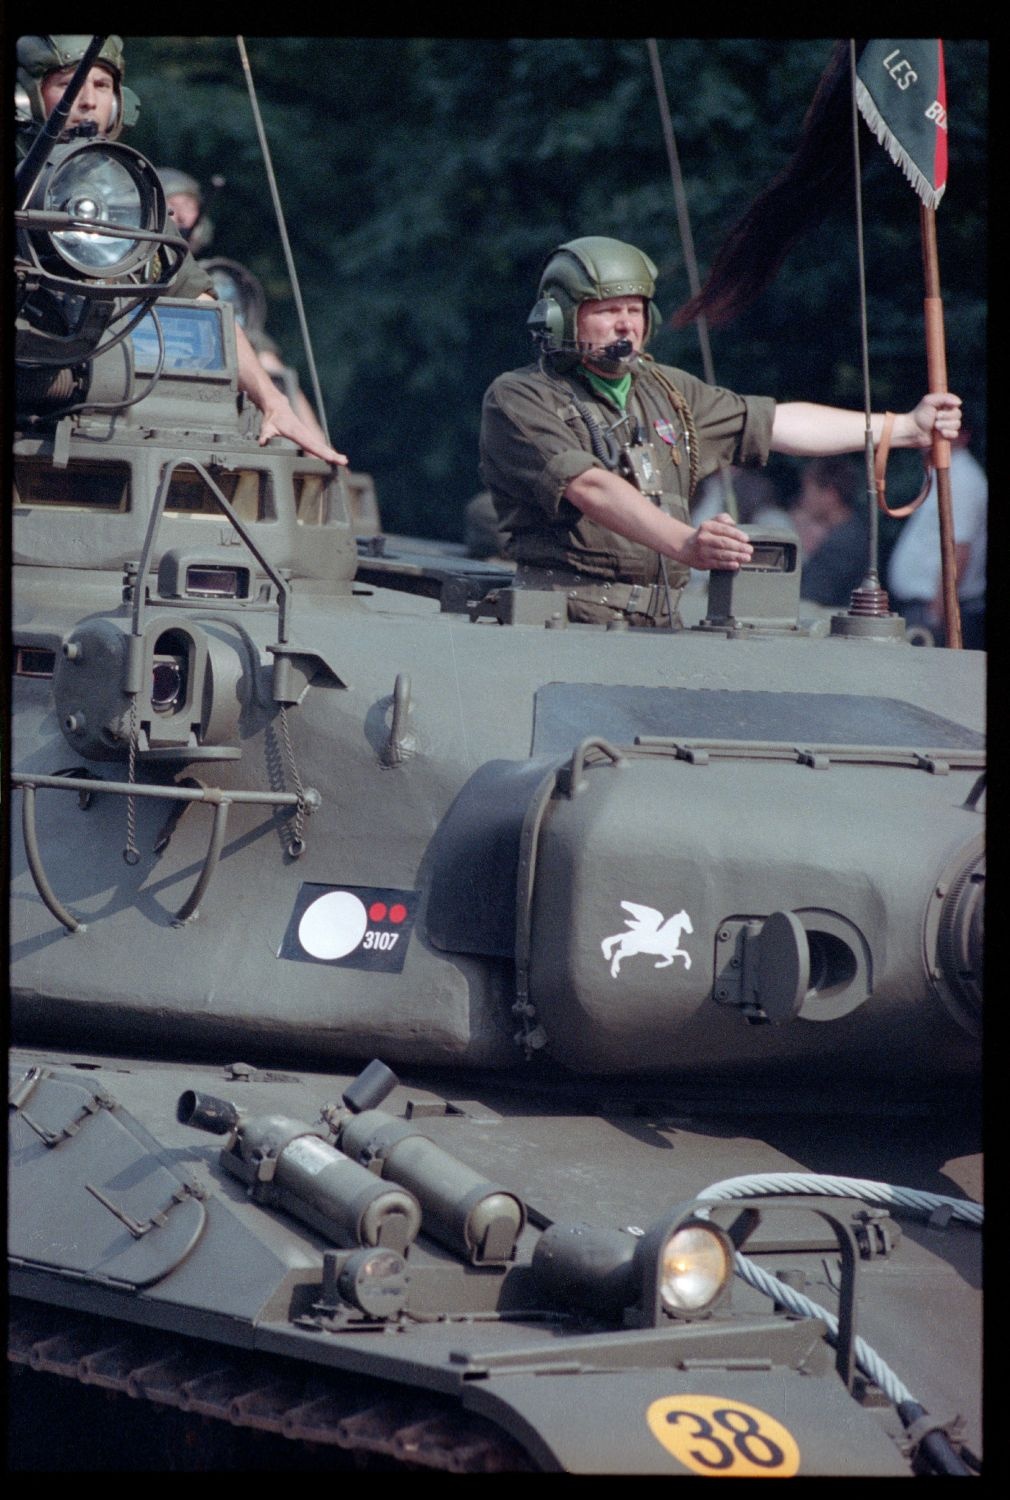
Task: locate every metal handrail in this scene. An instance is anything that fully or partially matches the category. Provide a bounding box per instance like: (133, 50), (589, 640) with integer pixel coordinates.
(10, 772), (319, 931)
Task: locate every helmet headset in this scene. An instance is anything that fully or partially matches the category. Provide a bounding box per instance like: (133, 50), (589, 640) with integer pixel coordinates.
(16, 35), (139, 141)
(527, 236), (661, 368)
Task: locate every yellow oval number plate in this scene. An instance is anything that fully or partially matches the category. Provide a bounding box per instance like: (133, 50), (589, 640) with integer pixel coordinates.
(647, 1395), (801, 1477)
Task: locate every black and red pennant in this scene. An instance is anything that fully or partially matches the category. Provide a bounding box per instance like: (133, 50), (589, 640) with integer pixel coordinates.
(855, 40), (948, 209)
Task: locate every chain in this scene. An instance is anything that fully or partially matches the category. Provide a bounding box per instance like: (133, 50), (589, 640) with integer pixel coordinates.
(123, 697), (140, 865)
(278, 705), (307, 857)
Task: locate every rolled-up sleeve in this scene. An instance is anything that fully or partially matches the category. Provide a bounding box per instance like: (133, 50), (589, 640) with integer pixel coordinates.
(668, 370), (776, 476)
(480, 373), (604, 520)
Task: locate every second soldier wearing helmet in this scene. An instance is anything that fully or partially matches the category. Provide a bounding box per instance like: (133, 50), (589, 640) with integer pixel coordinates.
(16, 34), (346, 469)
(479, 236), (962, 626)
(157, 168), (214, 257)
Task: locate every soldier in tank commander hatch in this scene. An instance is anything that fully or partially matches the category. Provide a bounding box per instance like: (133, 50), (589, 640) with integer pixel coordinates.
(478, 237), (962, 627)
(15, 34), (347, 470)
(156, 166), (214, 256)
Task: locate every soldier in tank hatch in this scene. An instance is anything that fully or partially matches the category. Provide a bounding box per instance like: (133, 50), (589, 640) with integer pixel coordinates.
(479, 237), (961, 627)
(156, 166), (215, 256)
(16, 32), (137, 146)
(16, 34), (347, 469)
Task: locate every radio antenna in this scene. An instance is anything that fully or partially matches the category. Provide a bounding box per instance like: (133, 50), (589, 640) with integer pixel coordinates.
(647, 38), (737, 525)
(236, 36), (332, 447)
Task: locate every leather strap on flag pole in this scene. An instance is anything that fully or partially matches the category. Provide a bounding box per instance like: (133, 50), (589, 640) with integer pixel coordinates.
(873, 411), (932, 518)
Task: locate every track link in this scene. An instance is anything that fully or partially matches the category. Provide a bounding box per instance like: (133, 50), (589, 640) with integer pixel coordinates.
(9, 1298), (532, 1471)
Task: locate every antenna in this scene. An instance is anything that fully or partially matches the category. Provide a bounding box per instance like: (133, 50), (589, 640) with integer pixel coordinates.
(847, 40), (882, 592)
(647, 39), (736, 524)
(646, 39), (716, 389)
(235, 37), (335, 458)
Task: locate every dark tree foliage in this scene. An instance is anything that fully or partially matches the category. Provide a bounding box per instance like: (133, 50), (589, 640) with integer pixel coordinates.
(125, 36), (987, 539)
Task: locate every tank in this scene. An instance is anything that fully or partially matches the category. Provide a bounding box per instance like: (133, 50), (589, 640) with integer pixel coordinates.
(9, 102), (983, 1477)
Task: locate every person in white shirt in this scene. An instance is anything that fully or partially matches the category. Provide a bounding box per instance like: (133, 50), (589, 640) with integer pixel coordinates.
(887, 433), (987, 648)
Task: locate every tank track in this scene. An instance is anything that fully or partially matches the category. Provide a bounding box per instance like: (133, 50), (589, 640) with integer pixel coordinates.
(9, 1297), (533, 1472)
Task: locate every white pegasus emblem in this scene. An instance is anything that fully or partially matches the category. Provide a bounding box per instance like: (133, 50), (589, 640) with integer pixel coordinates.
(600, 901), (694, 978)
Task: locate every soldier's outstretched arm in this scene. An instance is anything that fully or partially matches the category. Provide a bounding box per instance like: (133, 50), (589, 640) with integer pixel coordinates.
(194, 293), (346, 466)
(771, 393), (961, 456)
(233, 323), (347, 466)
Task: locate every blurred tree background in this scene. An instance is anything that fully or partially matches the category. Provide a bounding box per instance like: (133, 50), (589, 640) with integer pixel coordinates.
(125, 36), (987, 543)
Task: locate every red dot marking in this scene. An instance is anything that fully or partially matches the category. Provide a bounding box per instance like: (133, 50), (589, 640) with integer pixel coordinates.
(389, 903), (407, 924)
(369, 901), (388, 922)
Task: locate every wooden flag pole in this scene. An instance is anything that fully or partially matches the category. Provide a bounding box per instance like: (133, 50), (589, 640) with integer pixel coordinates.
(920, 203), (962, 649)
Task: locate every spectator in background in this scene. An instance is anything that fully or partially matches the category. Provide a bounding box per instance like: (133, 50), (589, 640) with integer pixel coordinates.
(887, 431), (987, 649)
(793, 457), (869, 607)
(692, 466), (796, 532)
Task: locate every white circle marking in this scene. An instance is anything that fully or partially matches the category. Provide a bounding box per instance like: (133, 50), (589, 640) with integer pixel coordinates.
(298, 891), (369, 960)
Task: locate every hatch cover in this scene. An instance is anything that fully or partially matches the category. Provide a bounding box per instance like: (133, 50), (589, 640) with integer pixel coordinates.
(531, 686), (984, 757)
(9, 1068), (207, 1288)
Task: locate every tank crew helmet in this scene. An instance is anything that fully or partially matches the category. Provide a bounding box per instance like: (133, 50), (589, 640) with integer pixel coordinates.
(527, 236), (662, 362)
(199, 258), (269, 341)
(16, 35), (139, 141)
(157, 168), (215, 255)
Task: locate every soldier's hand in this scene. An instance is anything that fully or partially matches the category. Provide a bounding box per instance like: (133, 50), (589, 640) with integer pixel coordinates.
(906, 392), (962, 448)
(258, 397), (348, 466)
(683, 513), (753, 571)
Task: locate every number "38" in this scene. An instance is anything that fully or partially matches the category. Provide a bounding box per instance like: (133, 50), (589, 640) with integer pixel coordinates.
(647, 1396), (800, 1477)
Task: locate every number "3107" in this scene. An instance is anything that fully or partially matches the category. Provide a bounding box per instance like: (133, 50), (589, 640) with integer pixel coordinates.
(363, 930), (399, 951)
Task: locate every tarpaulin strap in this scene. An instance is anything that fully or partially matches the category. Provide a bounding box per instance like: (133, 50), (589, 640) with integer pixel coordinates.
(874, 410), (932, 518)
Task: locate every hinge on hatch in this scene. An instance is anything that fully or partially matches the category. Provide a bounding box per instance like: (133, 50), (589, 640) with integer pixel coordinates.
(84, 1178), (205, 1239)
(13, 1075), (117, 1147)
(852, 1207), (901, 1258)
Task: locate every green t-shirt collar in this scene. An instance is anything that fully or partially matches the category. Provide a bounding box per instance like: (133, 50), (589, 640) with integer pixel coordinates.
(581, 366), (632, 411)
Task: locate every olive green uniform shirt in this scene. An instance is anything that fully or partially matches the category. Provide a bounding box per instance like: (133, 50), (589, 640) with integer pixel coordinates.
(161, 250), (215, 300)
(479, 356), (776, 589)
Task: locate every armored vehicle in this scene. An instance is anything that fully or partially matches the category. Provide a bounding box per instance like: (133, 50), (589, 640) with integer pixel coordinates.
(10, 52), (983, 1476)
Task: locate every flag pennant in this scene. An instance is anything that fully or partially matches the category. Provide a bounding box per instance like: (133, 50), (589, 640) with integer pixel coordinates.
(855, 41), (947, 210)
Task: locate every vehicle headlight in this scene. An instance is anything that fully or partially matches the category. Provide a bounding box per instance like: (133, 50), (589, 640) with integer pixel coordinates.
(20, 140), (165, 281)
(657, 1222), (734, 1314)
(633, 1210), (735, 1324)
(336, 1247), (409, 1319)
(531, 1208), (735, 1326)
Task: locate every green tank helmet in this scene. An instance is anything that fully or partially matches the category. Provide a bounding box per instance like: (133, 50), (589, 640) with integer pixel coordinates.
(16, 34), (139, 140)
(527, 236), (662, 356)
(157, 169), (215, 255)
(157, 167), (202, 203)
(199, 258), (268, 339)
